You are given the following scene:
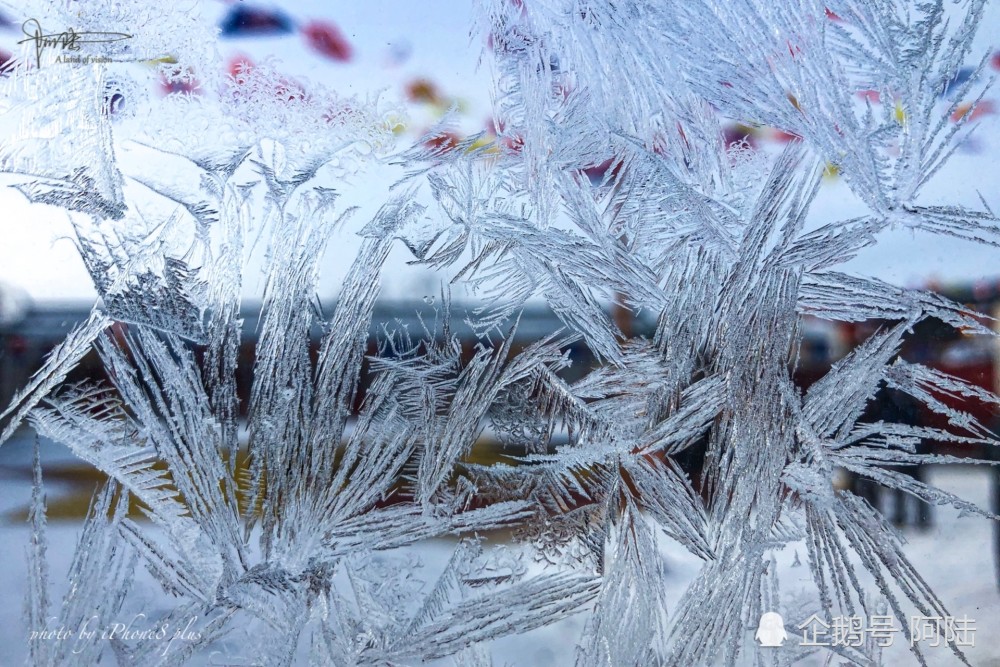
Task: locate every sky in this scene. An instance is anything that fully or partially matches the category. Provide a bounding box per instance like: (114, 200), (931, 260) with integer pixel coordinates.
(0, 0), (997, 305)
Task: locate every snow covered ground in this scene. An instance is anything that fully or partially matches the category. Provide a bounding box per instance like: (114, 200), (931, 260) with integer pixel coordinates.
(2, 433), (997, 666)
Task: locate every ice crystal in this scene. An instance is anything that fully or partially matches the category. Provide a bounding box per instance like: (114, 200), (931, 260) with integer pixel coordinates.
(2, 0), (998, 665)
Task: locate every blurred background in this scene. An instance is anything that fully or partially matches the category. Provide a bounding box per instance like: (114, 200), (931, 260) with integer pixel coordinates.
(0, 1), (998, 664)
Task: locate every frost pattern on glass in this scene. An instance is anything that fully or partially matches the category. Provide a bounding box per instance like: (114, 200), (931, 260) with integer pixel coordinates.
(1, 0), (998, 665)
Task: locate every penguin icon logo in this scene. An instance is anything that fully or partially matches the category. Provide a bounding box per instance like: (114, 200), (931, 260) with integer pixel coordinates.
(755, 612), (787, 647)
